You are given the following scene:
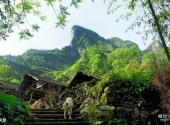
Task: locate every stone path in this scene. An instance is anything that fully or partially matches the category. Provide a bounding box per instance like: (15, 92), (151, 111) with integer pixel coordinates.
(24, 109), (90, 125)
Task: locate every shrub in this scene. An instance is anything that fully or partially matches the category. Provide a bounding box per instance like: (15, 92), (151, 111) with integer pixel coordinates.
(82, 102), (99, 125)
(90, 71), (121, 97)
(0, 92), (30, 125)
(82, 100), (128, 125)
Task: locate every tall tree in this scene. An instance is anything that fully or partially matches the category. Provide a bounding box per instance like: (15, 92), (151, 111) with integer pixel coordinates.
(147, 0), (170, 61)
(105, 0), (170, 61)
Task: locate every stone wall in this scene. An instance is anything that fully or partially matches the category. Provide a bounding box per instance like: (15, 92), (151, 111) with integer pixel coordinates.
(56, 81), (168, 125)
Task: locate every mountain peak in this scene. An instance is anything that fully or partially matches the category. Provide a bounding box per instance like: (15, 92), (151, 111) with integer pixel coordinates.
(71, 25), (100, 44)
(145, 40), (163, 52)
(72, 25), (85, 30)
(71, 25), (98, 35)
(70, 25), (106, 53)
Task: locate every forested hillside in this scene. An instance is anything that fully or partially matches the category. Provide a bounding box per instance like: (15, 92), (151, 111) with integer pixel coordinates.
(46, 44), (156, 87)
(0, 57), (19, 83)
(1, 25), (139, 81)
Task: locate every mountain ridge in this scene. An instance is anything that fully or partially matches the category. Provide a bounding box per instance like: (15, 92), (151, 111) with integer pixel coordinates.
(1, 25), (141, 80)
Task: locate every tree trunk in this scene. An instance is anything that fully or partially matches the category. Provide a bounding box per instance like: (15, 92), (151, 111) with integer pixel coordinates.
(148, 0), (170, 61)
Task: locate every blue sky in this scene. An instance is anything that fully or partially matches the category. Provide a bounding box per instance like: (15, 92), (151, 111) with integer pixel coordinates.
(0, 0), (152, 55)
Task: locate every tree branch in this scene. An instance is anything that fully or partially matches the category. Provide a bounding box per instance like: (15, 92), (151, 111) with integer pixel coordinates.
(148, 0), (170, 61)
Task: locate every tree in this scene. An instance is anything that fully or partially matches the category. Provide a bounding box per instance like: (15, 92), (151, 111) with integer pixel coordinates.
(124, 57), (141, 83)
(105, 0), (170, 61)
(0, 0), (80, 40)
(108, 45), (141, 68)
(140, 52), (156, 83)
(107, 45), (142, 79)
(147, 0), (170, 61)
(0, 58), (18, 81)
(0, 64), (12, 80)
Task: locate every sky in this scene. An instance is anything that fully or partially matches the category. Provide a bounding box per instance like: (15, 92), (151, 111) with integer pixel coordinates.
(0, 0), (152, 56)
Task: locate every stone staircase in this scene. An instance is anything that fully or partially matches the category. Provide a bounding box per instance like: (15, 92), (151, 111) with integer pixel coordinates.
(24, 109), (90, 125)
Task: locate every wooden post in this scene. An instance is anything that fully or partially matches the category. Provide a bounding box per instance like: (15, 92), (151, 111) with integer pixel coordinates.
(29, 91), (33, 104)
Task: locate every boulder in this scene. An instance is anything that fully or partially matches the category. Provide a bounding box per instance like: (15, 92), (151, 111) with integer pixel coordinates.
(98, 105), (115, 111)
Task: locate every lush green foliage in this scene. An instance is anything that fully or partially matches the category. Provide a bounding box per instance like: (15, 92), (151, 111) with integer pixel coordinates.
(0, 57), (19, 83)
(0, 92), (30, 125)
(0, 25), (162, 92)
(1, 26), (138, 82)
(2, 47), (80, 80)
(82, 102), (99, 125)
(105, 0), (170, 42)
(55, 45), (153, 80)
(105, 0), (170, 60)
(0, 0), (82, 40)
(82, 101), (128, 125)
(53, 44), (157, 96)
(0, 0), (169, 62)
(54, 45), (110, 81)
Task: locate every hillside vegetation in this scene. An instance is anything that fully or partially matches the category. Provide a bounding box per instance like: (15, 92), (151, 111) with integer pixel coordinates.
(45, 44), (157, 92)
(1, 25), (139, 82)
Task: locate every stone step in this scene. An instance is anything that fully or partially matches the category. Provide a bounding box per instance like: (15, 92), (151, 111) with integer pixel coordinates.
(31, 110), (80, 114)
(24, 109), (90, 125)
(32, 114), (80, 119)
(31, 109), (62, 111)
(25, 117), (83, 122)
(24, 121), (89, 125)
(31, 109), (79, 111)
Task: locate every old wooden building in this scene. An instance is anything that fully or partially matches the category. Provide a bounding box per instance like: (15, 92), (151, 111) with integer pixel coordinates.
(17, 74), (66, 104)
(67, 72), (100, 88)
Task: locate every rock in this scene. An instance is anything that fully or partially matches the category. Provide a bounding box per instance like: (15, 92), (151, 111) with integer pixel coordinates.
(17, 106), (26, 114)
(140, 110), (149, 118)
(95, 110), (112, 118)
(80, 98), (94, 110)
(104, 87), (109, 93)
(115, 107), (134, 118)
(95, 121), (104, 125)
(16, 105), (31, 119)
(134, 107), (140, 117)
(98, 105), (115, 111)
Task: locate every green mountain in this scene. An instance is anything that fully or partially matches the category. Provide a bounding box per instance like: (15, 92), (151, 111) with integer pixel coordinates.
(108, 37), (137, 48)
(70, 25), (108, 53)
(2, 25), (138, 80)
(52, 44), (144, 82)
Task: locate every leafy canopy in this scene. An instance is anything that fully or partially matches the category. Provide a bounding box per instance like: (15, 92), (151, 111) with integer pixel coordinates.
(0, 0), (82, 40)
